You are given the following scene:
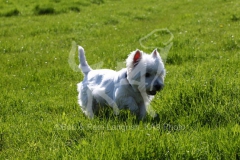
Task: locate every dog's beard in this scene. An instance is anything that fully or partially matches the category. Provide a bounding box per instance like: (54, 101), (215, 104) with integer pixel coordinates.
(134, 81), (156, 95)
(147, 90), (157, 95)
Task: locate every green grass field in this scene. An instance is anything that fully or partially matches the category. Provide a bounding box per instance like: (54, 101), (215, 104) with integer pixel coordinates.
(1, 0), (240, 159)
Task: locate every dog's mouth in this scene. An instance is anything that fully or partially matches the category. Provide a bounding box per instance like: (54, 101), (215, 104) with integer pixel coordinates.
(146, 84), (164, 95)
(147, 91), (157, 95)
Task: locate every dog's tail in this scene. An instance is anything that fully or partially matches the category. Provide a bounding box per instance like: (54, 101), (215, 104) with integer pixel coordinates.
(78, 46), (92, 75)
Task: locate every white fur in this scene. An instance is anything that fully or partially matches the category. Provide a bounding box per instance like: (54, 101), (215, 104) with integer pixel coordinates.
(77, 46), (165, 119)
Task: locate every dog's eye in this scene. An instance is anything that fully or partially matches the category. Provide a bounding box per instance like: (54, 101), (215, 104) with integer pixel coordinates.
(145, 73), (150, 77)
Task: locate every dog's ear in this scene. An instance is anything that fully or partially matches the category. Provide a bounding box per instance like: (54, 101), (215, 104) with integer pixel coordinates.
(151, 49), (160, 58)
(133, 50), (142, 65)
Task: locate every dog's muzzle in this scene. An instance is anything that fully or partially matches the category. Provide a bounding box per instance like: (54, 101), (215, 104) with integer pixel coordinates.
(147, 84), (164, 95)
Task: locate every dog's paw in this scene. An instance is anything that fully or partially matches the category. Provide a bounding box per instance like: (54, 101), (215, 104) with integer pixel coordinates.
(112, 104), (120, 115)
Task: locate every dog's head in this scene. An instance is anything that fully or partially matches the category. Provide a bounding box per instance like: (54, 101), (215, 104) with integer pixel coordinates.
(126, 49), (165, 95)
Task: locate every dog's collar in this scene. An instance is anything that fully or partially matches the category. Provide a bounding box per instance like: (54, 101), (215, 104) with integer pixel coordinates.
(124, 72), (131, 87)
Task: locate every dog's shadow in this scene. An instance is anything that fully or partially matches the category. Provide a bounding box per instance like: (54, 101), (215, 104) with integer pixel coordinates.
(94, 106), (161, 124)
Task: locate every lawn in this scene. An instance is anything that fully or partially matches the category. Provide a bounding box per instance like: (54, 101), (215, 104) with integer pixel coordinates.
(0, 0), (240, 159)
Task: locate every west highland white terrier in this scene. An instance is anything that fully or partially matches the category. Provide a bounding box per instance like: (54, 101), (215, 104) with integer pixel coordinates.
(77, 46), (165, 119)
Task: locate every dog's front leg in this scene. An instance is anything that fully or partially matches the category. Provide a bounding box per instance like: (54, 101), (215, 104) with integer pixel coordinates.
(138, 103), (147, 119)
(124, 97), (139, 115)
(117, 96), (138, 114)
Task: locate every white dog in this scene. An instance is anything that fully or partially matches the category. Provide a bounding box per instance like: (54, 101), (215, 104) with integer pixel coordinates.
(77, 46), (165, 119)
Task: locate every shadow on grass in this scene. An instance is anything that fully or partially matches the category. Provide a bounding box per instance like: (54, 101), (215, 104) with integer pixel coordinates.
(34, 5), (56, 15)
(92, 106), (161, 124)
(1, 9), (20, 17)
(33, 5), (81, 16)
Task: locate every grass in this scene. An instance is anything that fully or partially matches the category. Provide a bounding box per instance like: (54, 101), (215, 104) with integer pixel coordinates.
(0, 0), (240, 159)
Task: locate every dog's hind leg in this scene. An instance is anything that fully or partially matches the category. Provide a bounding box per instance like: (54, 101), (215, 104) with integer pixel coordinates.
(84, 87), (95, 118)
(92, 88), (120, 115)
(79, 86), (95, 119)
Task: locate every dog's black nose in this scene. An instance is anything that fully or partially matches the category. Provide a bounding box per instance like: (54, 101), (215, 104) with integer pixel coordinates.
(154, 84), (164, 91)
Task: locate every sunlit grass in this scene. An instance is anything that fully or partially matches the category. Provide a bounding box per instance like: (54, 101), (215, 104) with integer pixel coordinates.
(0, 0), (239, 159)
